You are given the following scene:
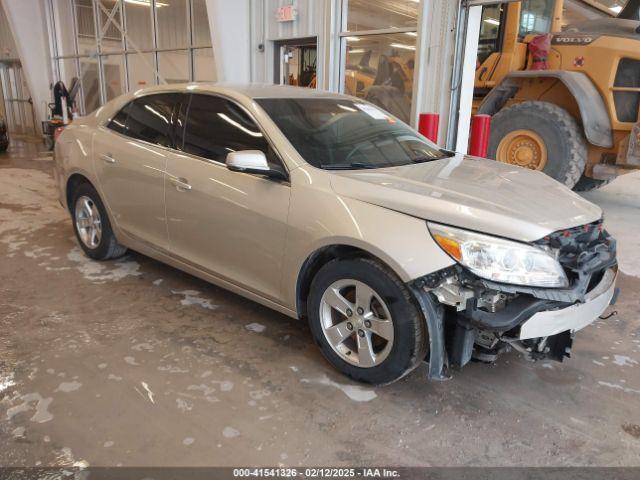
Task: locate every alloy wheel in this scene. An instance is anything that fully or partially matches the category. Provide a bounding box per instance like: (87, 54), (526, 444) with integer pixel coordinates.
(319, 279), (394, 368)
(75, 195), (102, 249)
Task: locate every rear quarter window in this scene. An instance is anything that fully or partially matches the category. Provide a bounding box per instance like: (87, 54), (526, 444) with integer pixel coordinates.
(107, 103), (131, 135)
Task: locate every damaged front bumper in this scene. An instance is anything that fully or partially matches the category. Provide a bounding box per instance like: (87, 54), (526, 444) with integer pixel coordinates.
(519, 267), (617, 340)
(411, 219), (618, 380)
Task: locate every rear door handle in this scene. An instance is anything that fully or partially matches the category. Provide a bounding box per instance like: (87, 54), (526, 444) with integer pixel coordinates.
(100, 153), (116, 164)
(170, 177), (192, 192)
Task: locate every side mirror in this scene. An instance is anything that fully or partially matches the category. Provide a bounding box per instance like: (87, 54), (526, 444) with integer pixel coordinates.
(226, 150), (287, 180)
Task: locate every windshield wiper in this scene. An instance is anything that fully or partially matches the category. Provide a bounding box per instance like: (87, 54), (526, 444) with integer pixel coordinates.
(411, 149), (456, 164)
(439, 148), (456, 157)
(321, 162), (380, 170)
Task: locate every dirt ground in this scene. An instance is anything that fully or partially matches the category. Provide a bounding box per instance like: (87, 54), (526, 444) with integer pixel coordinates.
(1, 138), (639, 467)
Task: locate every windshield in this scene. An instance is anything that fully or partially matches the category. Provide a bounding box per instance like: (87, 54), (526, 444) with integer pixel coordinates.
(256, 98), (449, 170)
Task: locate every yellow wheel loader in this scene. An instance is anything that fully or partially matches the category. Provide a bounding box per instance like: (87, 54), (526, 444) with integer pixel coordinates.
(474, 0), (640, 190)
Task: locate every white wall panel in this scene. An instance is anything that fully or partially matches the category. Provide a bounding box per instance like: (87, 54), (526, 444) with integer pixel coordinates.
(249, 0), (334, 89)
(1, 0), (52, 126)
(206, 0), (250, 82)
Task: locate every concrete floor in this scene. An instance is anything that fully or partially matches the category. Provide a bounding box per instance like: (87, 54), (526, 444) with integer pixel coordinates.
(1, 137), (639, 468)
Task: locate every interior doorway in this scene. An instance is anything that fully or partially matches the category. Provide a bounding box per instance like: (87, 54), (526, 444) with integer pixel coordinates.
(274, 37), (317, 88)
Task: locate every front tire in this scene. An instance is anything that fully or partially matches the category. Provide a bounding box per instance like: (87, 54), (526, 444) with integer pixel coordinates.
(307, 258), (428, 385)
(71, 183), (127, 260)
(488, 101), (587, 189)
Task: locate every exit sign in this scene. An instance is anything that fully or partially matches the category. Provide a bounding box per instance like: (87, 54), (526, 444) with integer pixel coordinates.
(276, 5), (297, 22)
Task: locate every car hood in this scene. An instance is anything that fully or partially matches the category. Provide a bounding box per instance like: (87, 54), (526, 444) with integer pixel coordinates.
(328, 154), (602, 242)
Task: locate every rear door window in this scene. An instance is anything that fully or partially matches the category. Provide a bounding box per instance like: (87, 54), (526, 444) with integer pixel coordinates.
(123, 93), (180, 148)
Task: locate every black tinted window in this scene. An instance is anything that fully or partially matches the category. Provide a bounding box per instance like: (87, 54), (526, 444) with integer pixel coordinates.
(181, 94), (269, 162)
(257, 98), (446, 170)
(107, 103), (130, 135)
(125, 93), (180, 147)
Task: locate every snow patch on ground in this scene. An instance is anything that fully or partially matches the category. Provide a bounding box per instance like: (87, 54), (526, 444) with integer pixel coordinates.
(613, 355), (638, 367)
(54, 381), (82, 393)
(141, 381), (155, 404)
(171, 290), (218, 310)
(300, 374), (377, 402)
(0, 372), (16, 393)
(124, 356), (140, 366)
(598, 381), (640, 395)
(67, 247), (141, 282)
(223, 426), (240, 438)
(54, 447), (89, 469)
(245, 322), (266, 333)
(581, 172), (640, 277)
(6, 393), (54, 423)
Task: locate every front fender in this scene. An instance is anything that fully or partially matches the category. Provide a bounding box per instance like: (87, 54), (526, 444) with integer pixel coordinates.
(282, 170), (455, 313)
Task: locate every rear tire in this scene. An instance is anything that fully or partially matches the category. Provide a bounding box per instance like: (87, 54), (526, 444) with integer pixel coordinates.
(71, 183), (127, 260)
(307, 258), (428, 385)
(488, 101), (587, 189)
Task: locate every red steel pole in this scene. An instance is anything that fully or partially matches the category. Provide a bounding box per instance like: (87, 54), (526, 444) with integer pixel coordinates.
(469, 114), (492, 157)
(418, 113), (440, 144)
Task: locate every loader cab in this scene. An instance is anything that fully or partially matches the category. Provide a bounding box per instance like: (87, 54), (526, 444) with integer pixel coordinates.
(474, 0), (562, 94)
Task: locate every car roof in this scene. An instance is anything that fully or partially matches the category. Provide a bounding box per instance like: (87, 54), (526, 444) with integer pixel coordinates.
(88, 82), (354, 125)
(128, 82), (351, 100)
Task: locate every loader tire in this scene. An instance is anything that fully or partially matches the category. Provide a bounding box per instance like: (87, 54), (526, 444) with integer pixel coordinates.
(488, 101), (587, 189)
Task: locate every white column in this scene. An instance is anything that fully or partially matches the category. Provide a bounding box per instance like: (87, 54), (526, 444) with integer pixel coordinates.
(206, 0), (251, 83)
(1, 0), (53, 126)
(454, 5), (482, 153)
(412, 0), (460, 142)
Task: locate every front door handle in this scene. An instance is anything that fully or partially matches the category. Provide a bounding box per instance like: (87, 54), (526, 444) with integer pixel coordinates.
(170, 177), (192, 192)
(100, 153), (116, 164)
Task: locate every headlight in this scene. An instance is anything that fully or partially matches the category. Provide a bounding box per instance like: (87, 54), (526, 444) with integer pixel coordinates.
(428, 223), (568, 288)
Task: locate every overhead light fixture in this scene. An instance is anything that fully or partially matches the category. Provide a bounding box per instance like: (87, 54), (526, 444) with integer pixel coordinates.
(390, 43), (416, 51)
(124, 0), (168, 7)
(405, 32), (417, 37)
(348, 48), (366, 54)
(609, 5), (622, 14)
(345, 36), (361, 42)
(483, 18), (500, 26)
